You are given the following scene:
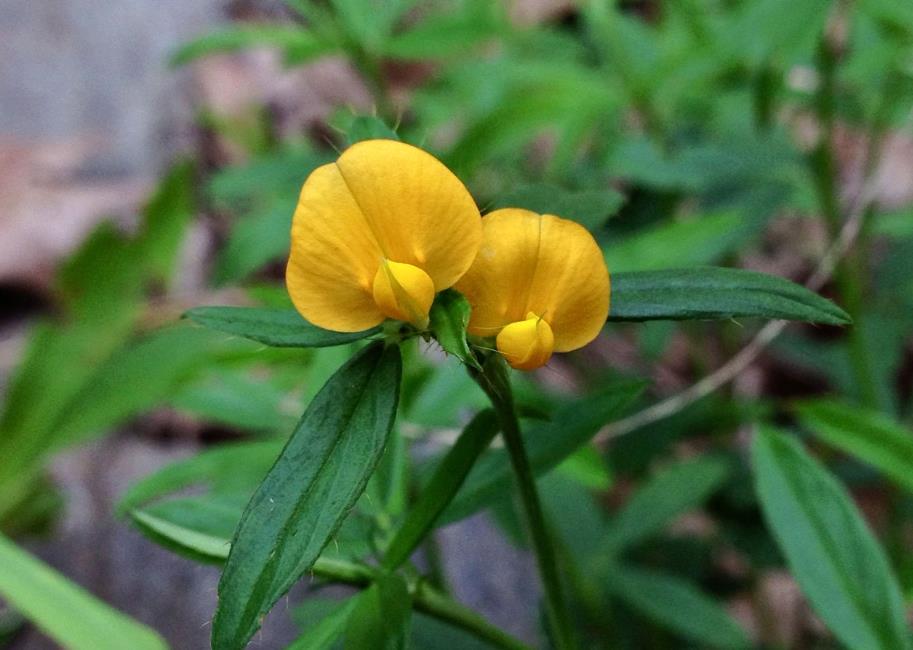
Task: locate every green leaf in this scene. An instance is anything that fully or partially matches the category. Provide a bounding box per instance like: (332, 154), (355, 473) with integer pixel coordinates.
(726, 0), (831, 66)
(406, 363), (489, 428)
(604, 456), (731, 551)
(860, 0), (913, 33)
(429, 290), (478, 369)
(208, 147), (323, 210)
(384, 410), (499, 569)
(608, 267), (851, 325)
(184, 306), (380, 347)
(0, 533), (167, 650)
(408, 611), (493, 650)
(540, 472), (609, 560)
(0, 323), (132, 516)
(52, 326), (220, 446)
(119, 440), (282, 515)
(606, 212), (761, 272)
(136, 160), (196, 286)
(556, 445), (613, 491)
(491, 184), (625, 232)
(170, 25), (332, 66)
(212, 343), (402, 650)
(382, 2), (503, 60)
(442, 61), (619, 175)
(170, 369), (293, 432)
(608, 566), (749, 649)
(131, 508), (231, 563)
(0, 163), (208, 518)
(797, 399), (913, 493)
(289, 597), (360, 650)
(214, 200), (293, 285)
(120, 441), (282, 564)
(752, 427), (910, 650)
(440, 381), (643, 524)
(345, 574), (412, 650)
(55, 223), (145, 320)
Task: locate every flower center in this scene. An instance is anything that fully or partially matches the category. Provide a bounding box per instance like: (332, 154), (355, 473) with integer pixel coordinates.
(372, 259), (435, 329)
(496, 312), (554, 370)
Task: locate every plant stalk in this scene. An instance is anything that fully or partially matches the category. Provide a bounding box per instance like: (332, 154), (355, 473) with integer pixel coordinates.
(808, 30), (880, 409)
(414, 581), (533, 650)
(312, 557), (532, 650)
(472, 356), (577, 650)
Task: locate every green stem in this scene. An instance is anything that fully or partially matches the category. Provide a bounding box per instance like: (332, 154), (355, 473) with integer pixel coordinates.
(808, 29), (880, 409)
(752, 62), (777, 131)
(414, 581), (534, 650)
(312, 557), (531, 650)
(421, 532), (452, 594)
(352, 46), (395, 124)
(312, 556), (377, 585)
(472, 357), (577, 650)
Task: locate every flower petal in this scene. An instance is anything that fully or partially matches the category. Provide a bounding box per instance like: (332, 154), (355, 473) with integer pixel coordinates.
(334, 139), (481, 289)
(457, 208), (610, 352)
(372, 260), (435, 328)
(497, 313), (555, 370)
(287, 139), (481, 332)
(287, 162), (385, 332)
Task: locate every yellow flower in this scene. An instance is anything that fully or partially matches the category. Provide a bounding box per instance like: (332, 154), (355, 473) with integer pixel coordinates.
(286, 139), (482, 332)
(456, 208), (610, 370)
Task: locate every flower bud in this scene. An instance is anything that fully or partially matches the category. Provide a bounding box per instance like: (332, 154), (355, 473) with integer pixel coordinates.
(372, 259), (435, 329)
(496, 312), (554, 370)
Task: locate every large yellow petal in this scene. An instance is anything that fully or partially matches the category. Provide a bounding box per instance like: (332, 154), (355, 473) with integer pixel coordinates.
(287, 162), (384, 332)
(334, 139), (481, 288)
(287, 139), (481, 332)
(456, 208), (610, 352)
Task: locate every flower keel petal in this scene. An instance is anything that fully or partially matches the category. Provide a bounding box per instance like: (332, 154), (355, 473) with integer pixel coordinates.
(373, 260), (435, 328)
(496, 313), (555, 370)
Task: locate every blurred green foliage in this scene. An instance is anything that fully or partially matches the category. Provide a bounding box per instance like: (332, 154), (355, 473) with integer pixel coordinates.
(2, 0), (913, 649)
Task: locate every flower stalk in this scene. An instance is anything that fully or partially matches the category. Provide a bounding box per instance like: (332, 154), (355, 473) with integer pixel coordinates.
(312, 556), (532, 650)
(808, 33), (879, 409)
(472, 355), (577, 650)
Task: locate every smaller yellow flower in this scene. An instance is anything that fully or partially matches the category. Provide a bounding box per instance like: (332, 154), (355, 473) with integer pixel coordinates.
(286, 140), (482, 332)
(456, 208), (610, 370)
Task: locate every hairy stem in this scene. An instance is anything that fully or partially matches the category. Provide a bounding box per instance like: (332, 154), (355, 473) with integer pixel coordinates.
(809, 28), (880, 409)
(414, 580), (534, 650)
(472, 356), (577, 650)
(312, 557), (532, 650)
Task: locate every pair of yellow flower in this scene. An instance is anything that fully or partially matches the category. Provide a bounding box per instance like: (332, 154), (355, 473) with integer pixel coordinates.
(286, 140), (609, 371)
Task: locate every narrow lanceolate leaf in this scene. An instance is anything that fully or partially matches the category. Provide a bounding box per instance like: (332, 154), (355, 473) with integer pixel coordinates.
(288, 597), (359, 650)
(128, 507), (368, 588)
(118, 440), (281, 515)
(752, 427), (910, 650)
(608, 566), (750, 649)
(429, 290), (479, 369)
(440, 381), (643, 524)
(184, 306), (379, 348)
(383, 410), (499, 569)
(345, 574), (412, 650)
(0, 534), (167, 650)
(604, 456), (731, 552)
(797, 399), (913, 494)
(170, 25), (331, 66)
(52, 326), (219, 448)
(130, 508), (230, 563)
(212, 343), (401, 650)
(608, 267), (850, 325)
